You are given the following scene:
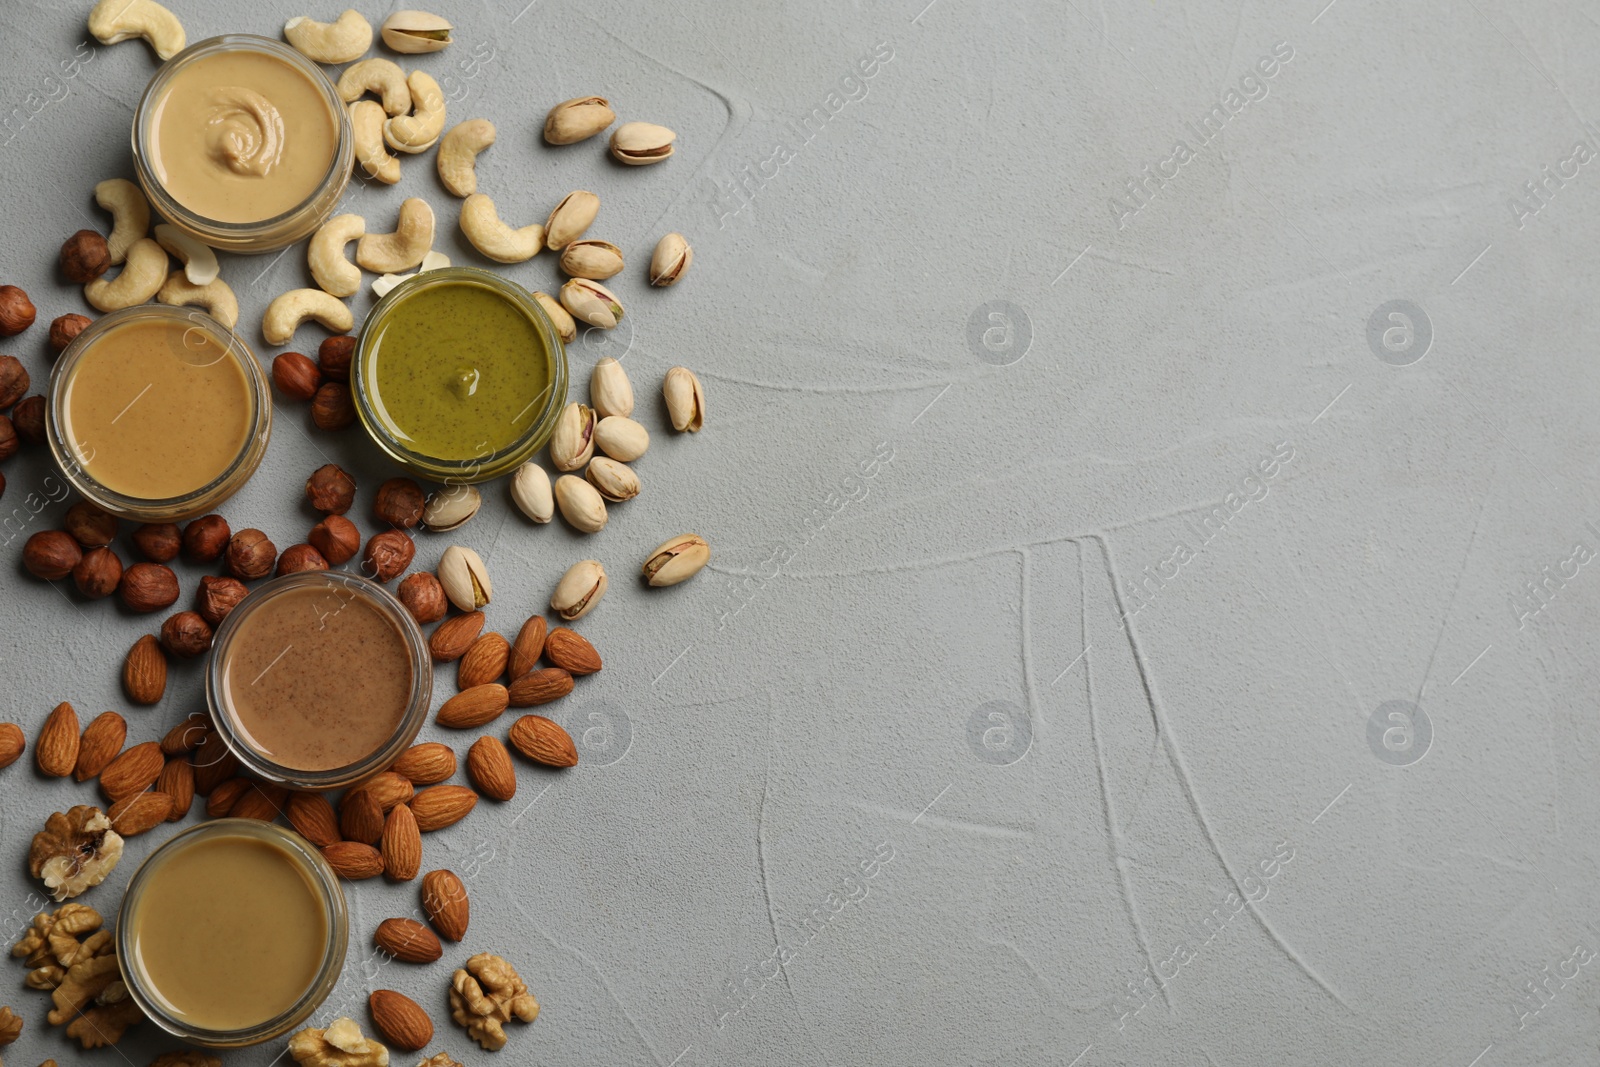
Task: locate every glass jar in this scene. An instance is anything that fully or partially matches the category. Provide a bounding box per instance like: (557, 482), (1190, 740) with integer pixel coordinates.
(132, 34), (353, 253)
(354, 268), (569, 483)
(205, 571), (432, 791)
(117, 819), (349, 1047)
(45, 305), (271, 522)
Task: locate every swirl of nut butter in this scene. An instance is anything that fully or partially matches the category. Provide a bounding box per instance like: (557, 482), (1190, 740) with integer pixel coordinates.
(204, 87), (286, 177)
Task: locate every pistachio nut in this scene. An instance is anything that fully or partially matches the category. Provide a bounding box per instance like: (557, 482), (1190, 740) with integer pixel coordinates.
(663, 366), (705, 432)
(559, 239), (624, 281)
(543, 95), (615, 145)
(560, 278), (623, 330)
(553, 475), (608, 533)
(423, 483), (481, 531)
(594, 415), (650, 462)
(589, 356), (633, 419)
(609, 121), (676, 165)
(509, 461), (553, 523)
(649, 232), (693, 287)
(532, 290), (576, 344)
(549, 401), (596, 472)
(642, 534), (710, 587)
(437, 545), (491, 610)
(381, 10), (452, 53)
(550, 559), (607, 621)
(585, 456), (639, 503)
(545, 190), (599, 251)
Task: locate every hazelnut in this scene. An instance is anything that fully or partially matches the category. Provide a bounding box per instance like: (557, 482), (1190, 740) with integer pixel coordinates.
(309, 514), (361, 565)
(11, 395), (44, 445)
(60, 230), (111, 284)
(195, 575), (249, 627)
(182, 514), (231, 563)
(374, 477), (425, 528)
(273, 352), (321, 402)
(131, 522), (182, 562)
(160, 610), (214, 659)
(72, 546), (122, 598)
(0, 355), (28, 410)
(49, 313), (92, 354)
(0, 415), (14, 462)
(119, 561), (180, 612)
(306, 464), (356, 514)
(226, 529), (277, 580)
(64, 501), (117, 547)
(0, 286), (37, 337)
(311, 382), (355, 431)
(397, 572), (448, 624)
(362, 529), (414, 583)
(277, 543), (329, 576)
(318, 335), (355, 382)
(0, 470), (6, 503)
(22, 530), (81, 580)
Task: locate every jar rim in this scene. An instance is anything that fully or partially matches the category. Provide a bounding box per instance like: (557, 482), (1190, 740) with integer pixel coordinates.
(116, 818), (349, 1047)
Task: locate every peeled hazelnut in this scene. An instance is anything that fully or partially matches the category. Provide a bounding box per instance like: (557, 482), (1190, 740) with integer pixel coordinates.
(397, 572), (448, 624)
(23, 530), (81, 579)
(71, 546), (122, 599)
(319, 335), (355, 382)
(273, 352), (321, 401)
(0, 416), (14, 461)
(306, 464), (357, 514)
(277, 543), (330, 576)
(131, 523), (181, 562)
(11, 395), (44, 445)
(195, 575), (249, 627)
(64, 501), (117, 547)
(374, 477), (426, 528)
(120, 562), (180, 612)
(160, 611), (213, 658)
(60, 230), (111, 284)
(0, 355), (29, 410)
(312, 382), (356, 430)
(0, 286), (36, 337)
(226, 529), (277, 580)
(49, 313), (92, 354)
(182, 514), (231, 562)
(363, 529), (414, 583)
(309, 514), (362, 565)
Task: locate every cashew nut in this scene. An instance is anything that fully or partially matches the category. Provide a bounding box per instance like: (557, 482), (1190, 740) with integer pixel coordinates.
(384, 71), (446, 154)
(308, 214), (365, 298)
(284, 10), (372, 64)
(94, 179), (150, 267)
(337, 58), (412, 116)
(153, 224), (219, 286)
(350, 100), (400, 184)
(262, 289), (353, 346)
(357, 198), (435, 273)
(436, 118), (495, 198)
(84, 238), (168, 312)
(157, 270), (239, 329)
(88, 0), (185, 60)
(460, 194), (544, 263)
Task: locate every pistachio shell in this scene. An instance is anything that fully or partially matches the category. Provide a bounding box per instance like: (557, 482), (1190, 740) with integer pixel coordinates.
(423, 484), (481, 531)
(663, 366), (704, 432)
(593, 416), (650, 462)
(550, 559), (607, 621)
(649, 233), (692, 287)
(610, 121), (676, 165)
(584, 456), (639, 503)
(559, 239), (624, 281)
(545, 191), (599, 251)
(589, 356), (633, 419)
(509, 462), (553, 523)
(381, 10), (452, 53)
(553, 475), (607, 533)
(642, 534), (710, 587)
(543, 96), (615, 145)
(549, 402), (596, 472)
(559, 278), (623, 330)
(437, 545), (491, 610)
(532, 290), (576, 343)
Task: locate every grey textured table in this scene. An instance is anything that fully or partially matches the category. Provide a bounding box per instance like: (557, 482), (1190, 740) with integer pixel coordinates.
(2, 0), (1598, 1064)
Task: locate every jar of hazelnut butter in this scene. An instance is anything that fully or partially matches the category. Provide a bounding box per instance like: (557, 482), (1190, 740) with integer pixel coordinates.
(133, 35), (353, 252)
(206, 571), (432, 791)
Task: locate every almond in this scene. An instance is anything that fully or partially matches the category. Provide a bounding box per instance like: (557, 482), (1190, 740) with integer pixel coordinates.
(373, 917), (442, 963)
(231, 781), (288, 821)
(421, 869), (469, 941)
(409, 785), (478, 831)
(429, 610), (484, 662)
(390, 742), (457, 785)
(466, 736), (516, 801)
(35, 702), (79, 777)
(108, 790), (173, 835)
(99, 741), (164, 801)
(436, 683), (509, 728)
(509, 715), (579, 768)
(544, 627), (601, 674)
(353, 770), (414, 812)
(457, 631), (510, 690)
(286, 792), (342, 848)
(508, 615), (547, 680)
(74, 711), (127, 781)
(205, 777), (249, 818)
(160, 712), (210, 755)
(381, 803), (422, 880)
(323, 840), (384, 879)
(123, 633), (167, 705)
(507, 667), (573, 707)
(340, 788), (385, 845)
(155, 757), (194, 820)
(369, 988), (433, 1052)
(192, 729), (241, 795)
(0, 722), (23, 769)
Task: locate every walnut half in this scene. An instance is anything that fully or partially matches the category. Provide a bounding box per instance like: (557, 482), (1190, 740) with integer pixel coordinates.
(288, 1017), (391, 1067)
(28, 807), (123, 901)
(447, 953), (539, 1051)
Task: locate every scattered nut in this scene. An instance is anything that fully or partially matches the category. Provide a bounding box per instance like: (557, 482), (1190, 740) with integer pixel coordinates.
(550, 559), (607, 621)
(273, 351), (322, 401)
(663, 366), (705, 431)
(508, 716), (578, 767)
(225, 529), (277, 581)
(87, 0), (185, 59)
(382, 10), (453, 52)
(457, 632), (508, 689)
(351, 98), (401, 184)
(589, 356), (633, 418)
(119, 562), (179, 612)
(284, 9), (372, 64)
(643, 533), (711, 587)
(466, 736), (516, 801)
(559, 277), (622, 329)
(430, 611), (484, 662)
(610, 121), (676, 165)
(71, 546), (122, 599)
(0, 285), (37, 336)
(422, 869), (470, 941)
(130, 522), (181, 562)
(74, 711), (126, 782)
(509, 462), (553, 523)
(381, 802), (422, 880)
(506, 667), (572, 707)
(28, 806), (123, 900)
(544, 190), (599, 251)
(0, 355), (25, 408)
(650, 232), (693, 286)
(369, 988), (432, 1051)
(437, 545), (491, 610)
(153, 224), (220, 286)
(437, 118), (495, 198)
(182, 514), (231, 562)
(544, 627), (602, 674)
(60, 231), (111, 284)
(0, 721), (25, 769)
(157, 270), (238, 329)
(508, 615), (547, 680)
(195, 575), (248, 626)
(306, 464), (357, 514)
(385, 71), (447, 154)
(559, 239), (623, 280)
(92, 179), (152, 266)
(424, 484), (481, 532)
(10, 394), (42, 445)
(357, 198), (435, 273)
(49, 313), (93, 353)
(374, 477), (426, 528)
(390, 741), (456, 784)
(459, 194), (543, 263)
(319, 335), (355, 381)
(84, 237), (167, 312)
(309, 514), (362, 565)
(338, 58), (412, 115)
(264, 289), (354, 346)
(277, 543), (330, 576)
(312, 382), (356, 430)
(363, 529), (415, 583)
(397, 572), (448, 624)
(548, 401), (595, 471)
(36, 702), (80, 777)
(585, 456), (639, 503)
(0, 415), (14, 461)
(23, 530), (82, 580)
(159, 611), (212, 659)
(289, 1018), (388, 1067)
(449, 954), (540, 1051)
(553, 475), (607, 533)
(543, 95), (614, 145)
(308, 214), (366, 298)
(372, 919), (442, 964)
(65, 501), (117, 547)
